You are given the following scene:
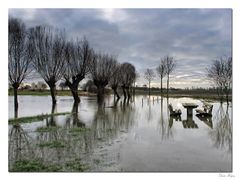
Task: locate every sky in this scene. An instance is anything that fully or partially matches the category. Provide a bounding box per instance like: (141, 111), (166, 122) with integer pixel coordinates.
(8, 8), (232, 88)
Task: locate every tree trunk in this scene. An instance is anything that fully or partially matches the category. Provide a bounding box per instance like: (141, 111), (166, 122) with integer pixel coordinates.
(13, 86), (18, 118)
(49, 85), (57, 105)
(149, 81), (150, 97)
(97, 86), (105, 105)
(160, 77), (163, 96)
(133, 82), (136, 97)
(113, 87), (120, 100)
(167, 74), (169, 98)
(70, 86), (80, 103)
(126, 86), (131, 100)
(122, 86), (127, 99)
(65, 77), (83, 103)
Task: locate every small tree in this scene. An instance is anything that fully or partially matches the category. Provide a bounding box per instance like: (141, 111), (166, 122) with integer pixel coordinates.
(164, 56), (176, 97)
(120, 63), (136, 100)
(207, 56), (232, 104)
(8, 17), (32, 117)
(156, 58), (167, 95)
(29, 26), (66, 105)
(144, 68), (155, 96)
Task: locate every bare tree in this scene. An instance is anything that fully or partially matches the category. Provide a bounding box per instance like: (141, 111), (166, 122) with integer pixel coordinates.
(144, 68), (155, 96)
(64, 37), (93, 103)
(109, 63), (121, 100)
(164, 56), (176, 97)
(8, 17), (32, 117)
(29, 26), (66, 105)
(89, 53), (118, 104)
(207, 56), (232, 104)
(156, 58), (167, 95)
(120, 63), (136, 100)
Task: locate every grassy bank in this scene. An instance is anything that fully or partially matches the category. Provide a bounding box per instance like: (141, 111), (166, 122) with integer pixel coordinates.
(8, 89), (231, 102)
(9, 112), (71, 125)
(8, 89), (96, 96)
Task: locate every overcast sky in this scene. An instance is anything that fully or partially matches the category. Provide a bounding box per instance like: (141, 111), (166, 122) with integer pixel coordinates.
(9, 8), (232, 88)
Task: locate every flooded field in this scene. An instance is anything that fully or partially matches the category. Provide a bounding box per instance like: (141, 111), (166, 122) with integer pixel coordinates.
(8, 95), (232, 172)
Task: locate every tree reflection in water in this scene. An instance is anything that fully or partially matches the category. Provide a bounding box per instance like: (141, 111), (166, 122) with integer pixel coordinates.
(9, 98), (136, 171)
(157, 97), (174, 140)
(9, 124), (34, 168)
(210, 104), (232, 152)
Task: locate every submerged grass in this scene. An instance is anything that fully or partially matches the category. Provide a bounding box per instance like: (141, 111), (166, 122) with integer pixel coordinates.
(65, 159), (89, 172)
(8, 112), (71, 125)
(69, 127), (90, 134)
(36, 126), (60, 133)
(36, 140), (65, 148)
(10, 159), (62, 172)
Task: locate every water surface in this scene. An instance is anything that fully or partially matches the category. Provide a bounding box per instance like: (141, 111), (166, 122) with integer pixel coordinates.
(8, 95), (232, 172)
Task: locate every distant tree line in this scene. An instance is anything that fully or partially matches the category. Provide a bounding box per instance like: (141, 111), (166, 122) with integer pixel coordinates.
(143, 54), (232, 105)
(8, 17), (137, 116)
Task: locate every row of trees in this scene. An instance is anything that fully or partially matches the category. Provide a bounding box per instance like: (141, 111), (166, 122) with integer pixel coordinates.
(143, 54), (232, 105)
(144, 56), (176, 97)
(9, 17), (137, 116)
(8, 17), (232, 117)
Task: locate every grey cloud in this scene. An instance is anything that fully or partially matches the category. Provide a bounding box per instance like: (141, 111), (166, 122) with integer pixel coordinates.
(9, 8), (232, 88)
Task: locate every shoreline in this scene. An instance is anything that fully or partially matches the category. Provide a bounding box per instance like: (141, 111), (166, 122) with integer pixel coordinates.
(8, 89), (232, 102)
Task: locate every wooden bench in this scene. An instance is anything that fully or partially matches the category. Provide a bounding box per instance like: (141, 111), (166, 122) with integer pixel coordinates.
(196, 103), (213, 117)
(168, 104), (182, 116)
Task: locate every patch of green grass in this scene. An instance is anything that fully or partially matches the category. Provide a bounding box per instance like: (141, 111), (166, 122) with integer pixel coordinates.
(9, 112), (71, 125)
(69, 127), (90, 134)
(9, 159), (62, 172)
(36, 126), (60, 133)
(65, 159), (88, 172)
(8, 89), (96, 96)
(36, 140), (65, 148)
(93, 159), (101, 165)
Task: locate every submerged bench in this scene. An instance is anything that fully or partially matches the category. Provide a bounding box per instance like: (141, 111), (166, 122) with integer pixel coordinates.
(196, 103), (213, 117)
(168, 104), (182, 116)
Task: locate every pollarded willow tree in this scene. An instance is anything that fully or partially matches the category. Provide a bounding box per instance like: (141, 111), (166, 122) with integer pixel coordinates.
(109, 62), (121, 100)
(207, 56), (232, 104)
(8, 17), (32, 117)
(120, 63), (136, 100)
(89, 53), (118, 104)
(144, 68), (155, 97)
(29, 26), (66, 105)
(64, 37), (93, 104)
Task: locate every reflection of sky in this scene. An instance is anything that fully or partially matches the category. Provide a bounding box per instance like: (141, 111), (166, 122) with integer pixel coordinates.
(9, 95), (232, 171)
(9, 9), (232, 88)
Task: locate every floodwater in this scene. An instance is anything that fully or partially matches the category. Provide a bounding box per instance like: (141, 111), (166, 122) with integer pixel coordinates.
(8, 95), (232, 172)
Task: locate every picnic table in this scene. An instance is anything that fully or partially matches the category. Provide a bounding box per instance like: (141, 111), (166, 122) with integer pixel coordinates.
(182, 103), (198, 117)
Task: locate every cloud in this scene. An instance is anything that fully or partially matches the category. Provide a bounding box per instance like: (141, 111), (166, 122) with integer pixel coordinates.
(8, 8), (232, 88)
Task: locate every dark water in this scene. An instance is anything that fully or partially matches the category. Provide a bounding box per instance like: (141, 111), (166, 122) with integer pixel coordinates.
(8, 95), (232, 172)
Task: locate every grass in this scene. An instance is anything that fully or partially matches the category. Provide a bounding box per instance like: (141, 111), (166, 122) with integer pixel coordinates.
(8, 112), (71, 125)
(9, 159), (62, 172)
(36, 126), (60, 133)
(93, 159), (101, 165)
(69, 127), (91, 137)
(8, 89), (231, 101)
(65, 159), (88, 172)
(8, 89), (96, 96)
(36, 140), (65, 148)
